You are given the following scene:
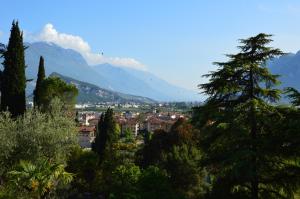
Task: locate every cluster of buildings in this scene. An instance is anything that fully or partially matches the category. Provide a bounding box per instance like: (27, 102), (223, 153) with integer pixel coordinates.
(77, 110), (185, 148)
(75, 102), (146, 109)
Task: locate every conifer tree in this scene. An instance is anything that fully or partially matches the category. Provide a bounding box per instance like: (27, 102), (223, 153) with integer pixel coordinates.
(92, 113), (105, 157)
(33, 56), (46, 108)
(193, 34), (300, 198)
(0, 21), (26, 117)
(92, 108), (119, 160)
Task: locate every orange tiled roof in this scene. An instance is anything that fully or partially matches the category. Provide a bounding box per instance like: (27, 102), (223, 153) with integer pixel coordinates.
(78, 126), (96, 133)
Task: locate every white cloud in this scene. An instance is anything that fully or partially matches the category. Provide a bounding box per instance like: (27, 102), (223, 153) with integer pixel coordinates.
(30, 23), (146, 70)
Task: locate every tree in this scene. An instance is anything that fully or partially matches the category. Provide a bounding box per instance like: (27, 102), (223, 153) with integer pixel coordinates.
(0, 98), (78, 197)
(285, 87), (300, 106)
(92, 108), (120, 161)
(124, 128), (134, 143)
(6, 159), (73, 199)
(33, 56), (46, 108)
(0, 98), (78, 178)
(92, 114), (105, 157)
(109, 163), (141, 199)
(137, 166), (182, 199)
(162, 145), (207, 199)
(38, 77), (78, 112)
(194, 33), (300, 198)
(1, 21), (26, 117)
(66, 147), (102, 198)
(138, 119), (206, 198)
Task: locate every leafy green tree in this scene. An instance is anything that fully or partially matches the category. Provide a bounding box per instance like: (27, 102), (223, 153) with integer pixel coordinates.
(0, 21), (26, 117)
(109, 163), (141, 199)
(38, 77), (78, 111)
(66, 147), (103, 198)
(138, 129), (170, 167)
(137, 166), (183, 199)
(6, 159), (73, 199)
(138, 119), (206, 198)
(194, 33), (300, 198)
(33, 56), (46, 108)
(162, 145), (207, 199)
(139, 118), (199, 167)
(124, 128), (134, 143)
(0, 98), (78, 178)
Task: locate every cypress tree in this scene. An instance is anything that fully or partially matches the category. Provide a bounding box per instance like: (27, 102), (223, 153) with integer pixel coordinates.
(92, 113), (105, 157)
(33, 56), (46, 108)
(193, 34), (300, 198)
(92, 108), (119, 160)
(1, 21), (26, 117)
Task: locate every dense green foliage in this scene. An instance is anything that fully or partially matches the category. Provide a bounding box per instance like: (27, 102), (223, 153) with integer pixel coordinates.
(38, 77), (78, 111)
(33, 56), (46, 108)
(138, 118), (207, 199)
(0, 21), (26, 117)
(0, 99), (78, 198)
(193, 33), (300, 199)
(6, 159), (73, 198)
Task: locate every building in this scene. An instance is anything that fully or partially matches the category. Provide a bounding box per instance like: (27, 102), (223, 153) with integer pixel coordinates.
(88, 118), (99, 126)
(78, 126), (96, 148)
(144, 117), (176, 132)
(117, 118), (139, 137)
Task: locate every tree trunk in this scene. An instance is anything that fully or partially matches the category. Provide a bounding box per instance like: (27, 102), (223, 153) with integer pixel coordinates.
(249, 66), (258, 199)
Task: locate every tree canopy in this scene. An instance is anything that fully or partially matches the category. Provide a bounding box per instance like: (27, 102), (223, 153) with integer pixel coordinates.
(193, 33), (300, 199)
(38, 77), (78, 111)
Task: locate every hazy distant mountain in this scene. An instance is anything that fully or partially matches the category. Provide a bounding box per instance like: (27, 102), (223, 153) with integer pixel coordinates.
(24, 42), (200, 101)
(91, 63), (166, 99)
(123, 68), (200, 101)
(268, 52), (300, 91)
(50, 72), (156, 104)
(25, 42), (111, 88)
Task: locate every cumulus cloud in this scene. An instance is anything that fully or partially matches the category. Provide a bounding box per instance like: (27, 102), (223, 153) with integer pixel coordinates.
(30, 23), (146, 70)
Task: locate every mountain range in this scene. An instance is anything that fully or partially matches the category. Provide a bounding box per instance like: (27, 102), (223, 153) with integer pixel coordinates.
(268, 51), (300, 92)
(24, 42), (200, 102)
(2, 42), (300, 103)
(49, 72), (155, 104)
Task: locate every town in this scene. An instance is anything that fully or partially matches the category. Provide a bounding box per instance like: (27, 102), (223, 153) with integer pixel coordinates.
(76, 103), (190, 148)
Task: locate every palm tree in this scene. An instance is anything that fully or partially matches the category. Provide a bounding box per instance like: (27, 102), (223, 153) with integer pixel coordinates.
(7, 159), (73, 198)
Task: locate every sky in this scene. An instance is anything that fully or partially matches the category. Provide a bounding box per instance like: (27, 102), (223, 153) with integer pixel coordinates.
(1, 0), (300, 91)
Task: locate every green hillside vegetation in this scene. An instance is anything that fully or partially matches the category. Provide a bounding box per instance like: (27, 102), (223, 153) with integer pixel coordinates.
(50, 72), (156, 104)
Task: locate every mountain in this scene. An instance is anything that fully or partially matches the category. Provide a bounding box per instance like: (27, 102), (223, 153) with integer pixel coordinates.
(268, 52), (300, 91)
(91, 64), (169, 100)
(25, 42), (111, 87)
(49, 72), (155, 104)
(123, 68), (200, 101)
(23, 42), (200, 101)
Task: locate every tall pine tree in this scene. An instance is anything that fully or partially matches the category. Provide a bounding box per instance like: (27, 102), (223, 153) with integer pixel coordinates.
(193, 34), (300, 198)
(1, 21), (26, 117)
(33, 56), (46, 108)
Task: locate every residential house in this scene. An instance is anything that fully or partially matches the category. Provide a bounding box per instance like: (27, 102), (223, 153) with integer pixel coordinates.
(78, 126), (96, 148)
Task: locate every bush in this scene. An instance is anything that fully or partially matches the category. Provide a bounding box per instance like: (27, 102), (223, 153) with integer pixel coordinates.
(0, 99), (78, 198)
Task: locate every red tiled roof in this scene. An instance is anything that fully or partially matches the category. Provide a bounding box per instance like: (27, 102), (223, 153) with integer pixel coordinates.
(78, 126), (96, 133)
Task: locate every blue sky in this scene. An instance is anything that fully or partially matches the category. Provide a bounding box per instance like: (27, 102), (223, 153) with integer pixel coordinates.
(1, 0), (300, 91)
